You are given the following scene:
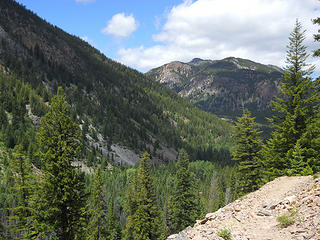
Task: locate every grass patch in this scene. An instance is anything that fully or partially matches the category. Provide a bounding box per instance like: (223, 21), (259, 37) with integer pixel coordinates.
(277, 215), (295, 228)
(218, 228), (231, 240)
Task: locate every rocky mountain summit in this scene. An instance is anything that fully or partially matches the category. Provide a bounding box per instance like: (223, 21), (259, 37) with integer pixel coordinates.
(168, 175), (320, 240)
(147, 57), (283, 122)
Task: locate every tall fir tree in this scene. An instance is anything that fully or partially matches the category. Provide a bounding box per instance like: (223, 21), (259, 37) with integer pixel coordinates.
(232, 109), (262, 195)
(124, 152), (165, 240)
(107, 195), (122, 240)
(297, 16), (320, 173)
(8, 144), (32, 238)
(263, 20), (317, 177)
(298, 110), (320, 173)
(30, 87), (86, 239)
(86, 167), (108, 240)
(169, 149), (201, 234)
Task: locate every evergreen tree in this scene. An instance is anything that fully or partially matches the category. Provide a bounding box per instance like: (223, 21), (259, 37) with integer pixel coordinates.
(312, 16), (320, 57)
(286, 142), (305, 176)
(232, 109), (262, 195)
(86, 167), (108, 240)
(107, 196), (122, 240)
(124, 152), (164, 240)
(296, 16), (320, 173)
(31, 87), (86, 239)
(169, 149), (201, 234)
(298, 110), (320, 173)
(0, 106), (7, 129)
(8, 144), (32, 238)
(263, 20), (317, 176)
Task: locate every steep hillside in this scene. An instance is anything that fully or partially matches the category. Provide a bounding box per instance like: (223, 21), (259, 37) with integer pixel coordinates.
(0, 0), (233, 164)
(168, 175), (320, 240)
(146, 57), (283, 123)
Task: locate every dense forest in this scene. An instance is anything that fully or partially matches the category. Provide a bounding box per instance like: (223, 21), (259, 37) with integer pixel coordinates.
(0, 80), (237, 239)
(0, 0), (320, 239)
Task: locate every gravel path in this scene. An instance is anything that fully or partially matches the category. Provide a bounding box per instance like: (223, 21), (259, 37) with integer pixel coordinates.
(168, 175), (320, 240)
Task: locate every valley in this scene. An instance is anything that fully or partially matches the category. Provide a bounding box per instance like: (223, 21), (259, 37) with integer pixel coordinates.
(0, 0), (319, 239)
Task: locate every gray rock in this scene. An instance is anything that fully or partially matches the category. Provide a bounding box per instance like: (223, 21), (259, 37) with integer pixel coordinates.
(267, 203), (278, 210)
(167, 231), (189, 240)
(257, 210), (273, 216)
(205, 213), (217, 221)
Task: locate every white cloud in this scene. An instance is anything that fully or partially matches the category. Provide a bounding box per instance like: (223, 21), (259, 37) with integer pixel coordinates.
(102, 13), (138, 38)
(75, 0), (95, 3)
(117, 0), (319, 72)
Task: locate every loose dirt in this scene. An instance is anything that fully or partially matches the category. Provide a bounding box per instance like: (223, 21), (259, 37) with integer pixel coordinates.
(168, 175), (320, 240)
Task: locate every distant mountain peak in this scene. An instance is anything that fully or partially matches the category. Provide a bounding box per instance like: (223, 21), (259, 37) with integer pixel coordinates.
(0, 0), (233, 165)
(146, 57), (283, 123)
(190, 58), (204, 63)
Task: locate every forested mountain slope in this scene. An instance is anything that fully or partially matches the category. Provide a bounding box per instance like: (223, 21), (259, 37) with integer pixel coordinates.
(0, 0), (233, 164)
(147, 57), (283, 123)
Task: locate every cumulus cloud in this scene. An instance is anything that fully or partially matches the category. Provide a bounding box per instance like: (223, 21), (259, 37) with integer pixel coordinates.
(118, 0), (319, 72)
(102, 13), (138, 38)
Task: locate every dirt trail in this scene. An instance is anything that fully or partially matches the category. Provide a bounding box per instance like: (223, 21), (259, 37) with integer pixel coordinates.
(168, 175), (320, 240)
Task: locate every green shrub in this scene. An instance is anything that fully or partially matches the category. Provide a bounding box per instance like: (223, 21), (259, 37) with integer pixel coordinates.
(277, 215), (295, 228)
(218, 228), (231, 240)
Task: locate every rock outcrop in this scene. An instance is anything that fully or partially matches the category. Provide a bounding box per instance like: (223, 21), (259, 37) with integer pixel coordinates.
(167, 175), (320, 240)
(147, 57), (283, 122)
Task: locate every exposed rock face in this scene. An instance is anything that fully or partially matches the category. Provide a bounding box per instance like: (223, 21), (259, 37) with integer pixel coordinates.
(167, 175), (320, 240)
(147, 57), (283, 121)
(25, 104), (41, 125)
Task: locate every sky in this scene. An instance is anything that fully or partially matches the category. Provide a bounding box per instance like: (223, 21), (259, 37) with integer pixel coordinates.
(16, 0), (320, 73)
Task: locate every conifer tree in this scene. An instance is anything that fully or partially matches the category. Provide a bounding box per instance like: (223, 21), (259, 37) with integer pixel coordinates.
(124, 152), (164, 240)
(31, 87), (86, 239)
(107, 196), (122, 240)
(263, 20), (317, 176)
(298, 110), (320, 173)
(286, 142), (305, 176)
(9, 144), (32, 238)
(169, 149), (201, 234)
(86, 167), (108, 240)
(296, 17), (320, 173)
(312, 16), (320, 57)
(232, 109), (262, 195)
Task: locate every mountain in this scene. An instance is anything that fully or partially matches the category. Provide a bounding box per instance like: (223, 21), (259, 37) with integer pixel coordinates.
(167, 175), (320, 240)
(0, 0), (233, 165)
(146, 57), (283, 123)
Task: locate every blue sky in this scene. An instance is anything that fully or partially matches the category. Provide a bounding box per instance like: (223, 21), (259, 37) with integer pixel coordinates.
(15, 0), (320, 73)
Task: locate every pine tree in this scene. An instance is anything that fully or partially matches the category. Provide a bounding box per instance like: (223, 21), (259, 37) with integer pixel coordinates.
(286, 142), (305, 176)
(296, 17), (320, 173)
(86, 167), (108, 240)
(298, 110), (320, 173)
(263, 20), (317, 176)
(107, 196), (122, 240)
(8, 144), (32, 238)
(31, 87), (86, 239)
(232, 109), (262, 195)
(169, 149), (201, 234)
(124, 152), (164, 240)
(312, 16), (320, 57)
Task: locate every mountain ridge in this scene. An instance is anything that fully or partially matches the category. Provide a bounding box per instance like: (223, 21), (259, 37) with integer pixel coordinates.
(146, 57), (283, 123)
(0, 0), (234, 165)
